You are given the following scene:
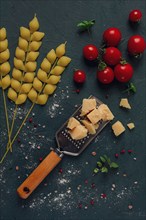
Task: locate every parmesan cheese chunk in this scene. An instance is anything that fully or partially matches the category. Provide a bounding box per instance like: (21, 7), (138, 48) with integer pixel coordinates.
(81, 120), (96, 134)
(87, 108), (101, 124)
(98, 104), (114, 121)
(67, 117), (80, 130)
(120, 98), (131, 109)
(69, 125), (88, 140)
(112, 121), (125, 136)
(81, 98), (96, 116)
(127, 123), (135, 130)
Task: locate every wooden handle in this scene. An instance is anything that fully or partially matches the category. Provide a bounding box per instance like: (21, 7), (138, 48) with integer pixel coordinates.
(17, 150), (62, 199)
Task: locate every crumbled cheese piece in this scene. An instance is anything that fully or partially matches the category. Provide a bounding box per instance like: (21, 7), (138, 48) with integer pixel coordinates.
(120, 98), (131, 109)
(81, 98), (96, 116)
(98, 104), (114, 121)
(87, 108), (101, 124)
(81, 120), (96, 134)
(127, 123), (135, 130)
(67, 117), (80, 130)
(69, 125), (88, 140)
(112, 121), (125, 136)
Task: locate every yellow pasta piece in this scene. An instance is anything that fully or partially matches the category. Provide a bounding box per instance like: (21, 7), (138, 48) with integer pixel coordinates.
(8, 88), (17, 102)
(56, 42), (66, 58)
(0, 49), (10, 63)
(37, 68), (48, 83)
(20, 27), (30, 41)
(18, 37), (28, 52)
(57, 56), (71, 67)
(29, 41), (42, 51)
(23, 72), (35, 82)
(41, 58), (51, 73)
(46, 75), (61, 84)
(0, 39), (8, 52)
(31, 31), (45, 41)
(0, 28), (6, 41)
(12, 68), (23, 81)
(15, 47), (25, 61)
(43, 84), (56, 95)
(36, 94), (48, 105)
(47, 49), (57, 64)
(29, 15), (39, 33)
(15, 94), (27, 105)
(1, 75), (11, 89)
(26, 51), (39, 61)
(14, 57), (25, 70)
(33, 77), (42, 92)
(20, 83), (32, 94)
(50, 66), (65, 76)
(11, 78), (21, 92)
(25, 61), (37, 72)
(28, 88), (38, 102)
(0, 61), (11, 76)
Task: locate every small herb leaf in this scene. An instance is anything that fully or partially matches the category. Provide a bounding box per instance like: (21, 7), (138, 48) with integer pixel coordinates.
(97, 161), (102, 167)
(101, 167), (108, 173)
(107, 157), (111, 165)
(93, 168), (99, 173)
(100, 156), (106, 163)
(110, 162), (119, 168)
(77, 19), (95, 31)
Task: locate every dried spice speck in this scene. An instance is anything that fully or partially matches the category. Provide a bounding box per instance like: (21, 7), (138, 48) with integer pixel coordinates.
(91, 151), (96, 156)
(15, 166), (19, 171)
(128, 204), (133, 210)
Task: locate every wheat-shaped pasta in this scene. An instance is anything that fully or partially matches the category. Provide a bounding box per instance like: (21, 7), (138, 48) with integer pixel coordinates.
(0, 27), (11, 151)
(7, 15), (44, 105)
(28, 42), (71, 105)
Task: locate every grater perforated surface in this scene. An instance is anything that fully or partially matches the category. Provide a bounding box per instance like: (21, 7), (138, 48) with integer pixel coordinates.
(55, 96), (110, 156)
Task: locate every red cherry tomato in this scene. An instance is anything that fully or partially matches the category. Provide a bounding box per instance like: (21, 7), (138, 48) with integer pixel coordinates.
(114, 63), (134, 82)
(83, 44), (99, 61)
(103, 47), (122, 66)
(103, 27), (122, 47)
(129, 9), (142, 22)
(127, 35), (145, 55)
(73, 70), (86, 83)
(97, 67), (114, 84)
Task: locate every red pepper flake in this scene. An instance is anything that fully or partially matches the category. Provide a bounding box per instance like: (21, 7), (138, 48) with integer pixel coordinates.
(128, 149), (133, 153)
(115, 153), (119, 158)
(101, 193), (107, 198)
(29, 118), (33, 123)
(91, 151), (97, 156)
(15, 166), (19, 171)
(75, 89), (80, 94)
(39, 157), (43, 162)
(84, 179), (88, 184)
(17, 138), (21, 143)
(128, 204), (133, 210)
(120, 149), (126, 154)
(91, 183), (96, 188)
(59, 168), (63, 174)
(90, 199), (94, 205)
(78, 203), (82, 209)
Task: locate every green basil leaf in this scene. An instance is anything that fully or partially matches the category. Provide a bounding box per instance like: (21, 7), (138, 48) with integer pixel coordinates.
(97, 161), (102, 167)
(101, 167), (108, 173)
(100, 156), (106, 163)
(110, 162), (119, 168)
(93, 168), (99, 173)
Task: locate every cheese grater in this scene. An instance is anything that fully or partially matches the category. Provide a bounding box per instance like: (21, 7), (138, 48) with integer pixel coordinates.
(17, 95), (110, 199)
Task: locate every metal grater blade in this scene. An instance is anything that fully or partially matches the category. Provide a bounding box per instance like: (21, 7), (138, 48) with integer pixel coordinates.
(55, 95), (110, 156)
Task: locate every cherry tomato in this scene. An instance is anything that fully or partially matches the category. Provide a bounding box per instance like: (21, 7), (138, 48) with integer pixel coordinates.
(103, 27), (122, 47)
(114, 63), (134, 82)
(83, 44), (99, 61)
(73, 70), (86, 83)
(127, 35), (145, 56)
(103, 47), (122, 66)
(97, 66), (114, 84)
(129, 9), (142, 22)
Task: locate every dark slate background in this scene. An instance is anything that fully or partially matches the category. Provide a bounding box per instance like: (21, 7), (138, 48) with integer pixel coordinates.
(0, 0), (146, 220)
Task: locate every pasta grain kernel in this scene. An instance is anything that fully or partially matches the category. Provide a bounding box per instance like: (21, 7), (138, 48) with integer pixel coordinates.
(26, 51), (39, 61)
(29, 16), (40, 33)
(28, 88), (38, 102)
(47, 75), (61, 84)
(29, 41), (42, 51)
(20, 83), (32, 94)
(0, 28), (6, 41)
(41, 58), (51, 73)
(20, 27), (31, 41)
(47, 49), (57, 64)
(0, 49), (10, 63)
(1, 75), (11, 89)
(43, 84), (56, 95)
(50, 66), (65, 75)
(36, 94), (48, 105)
(14, 57), (25, 71)
(12, 68), (23, 81)
(0, 61), (11, 75)
(33, 77), (43, 92)
(25, 61), (37, 72)
(37, 68), (48, 83)
(56, 42), (66, 58)
(18, 37), (28, 52)
(31, 31), (45, 41)
(23, 72), (35, 82)
(15, 47), (25, 61)
(8, 88), (17, 102)
(11, 79), (21, 92)
(57, 56), (71, 67)
(0, 39), (8, 52)
(15, 94), (27, 105)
